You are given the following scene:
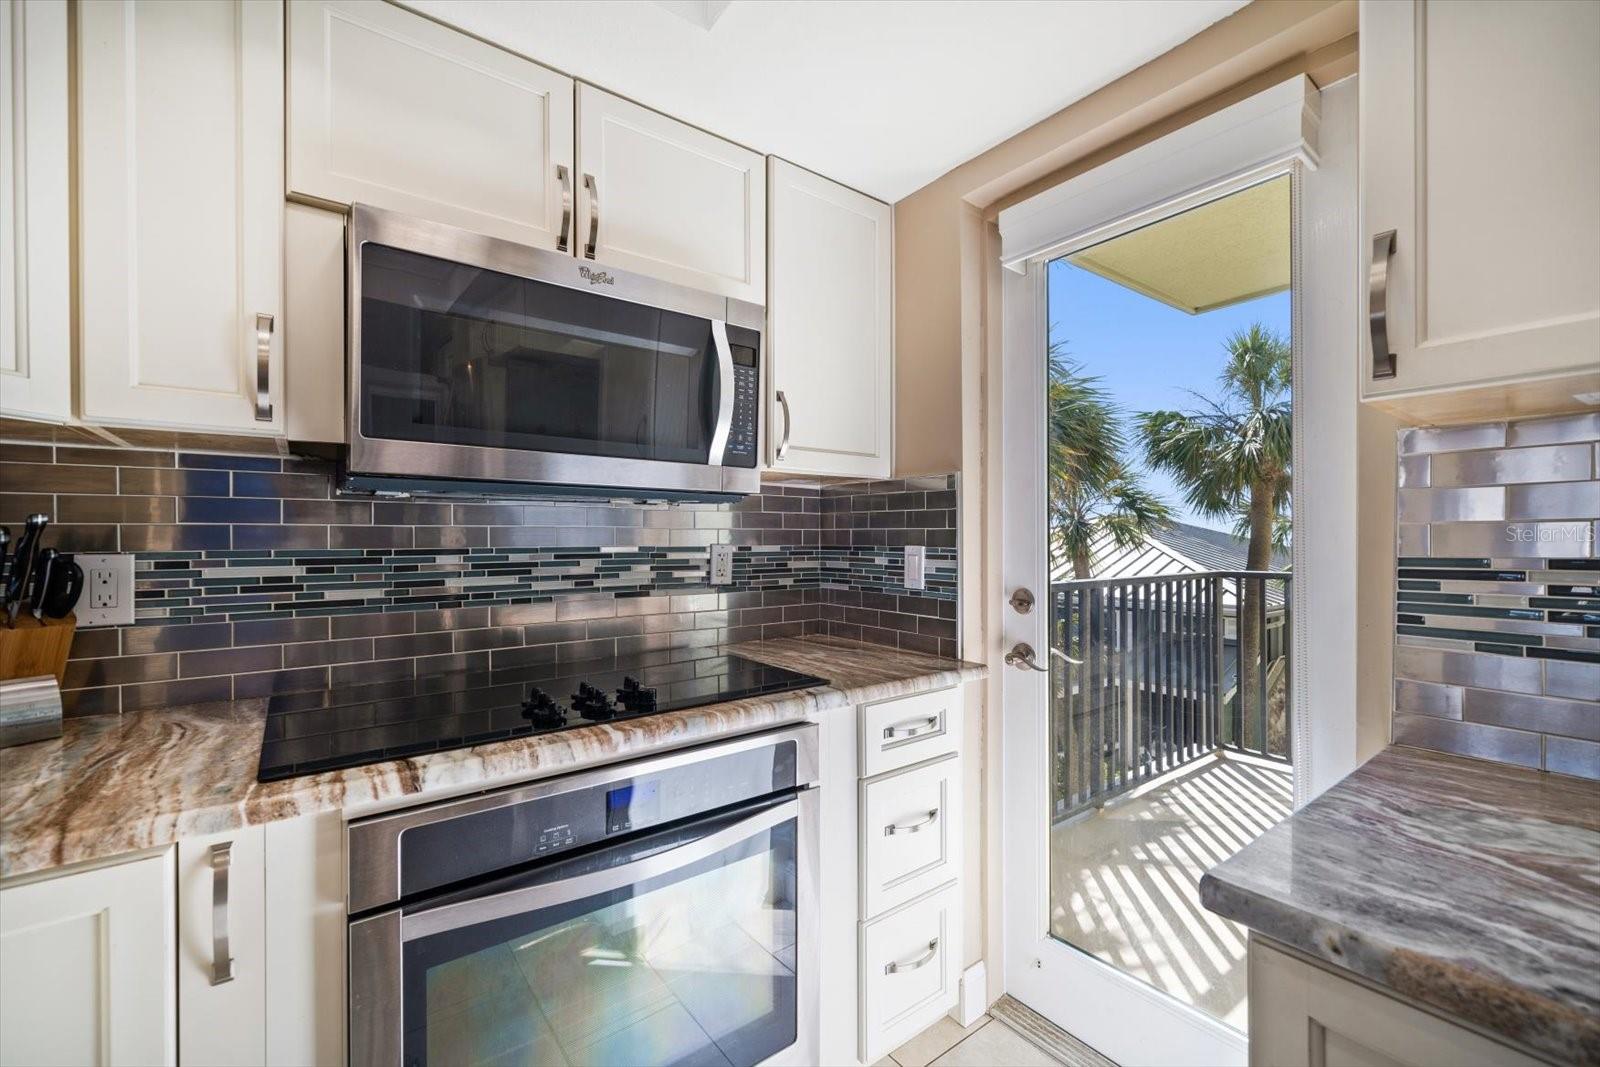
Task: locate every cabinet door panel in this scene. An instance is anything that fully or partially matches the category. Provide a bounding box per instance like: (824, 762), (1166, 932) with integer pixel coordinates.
(0, 852), (175, 1067)
(78, 0), (284, 433)
(287, 0), (574, 251)
(860, 755), (961, 917)
(577, 84), (765, 301)
(178, 829), (266, 1066)
(0, 0), (71, 423)
(1361, 0), (1600, 402)
(768, 159), (892, 478)
(858, 882), (960, 1064)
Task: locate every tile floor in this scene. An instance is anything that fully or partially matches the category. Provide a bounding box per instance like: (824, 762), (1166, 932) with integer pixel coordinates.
(881, 996), (1117, 1067)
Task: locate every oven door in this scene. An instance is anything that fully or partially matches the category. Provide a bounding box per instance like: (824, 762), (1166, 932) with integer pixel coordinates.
(350, 790), (817, 1067)
(347, 204), (761, 498)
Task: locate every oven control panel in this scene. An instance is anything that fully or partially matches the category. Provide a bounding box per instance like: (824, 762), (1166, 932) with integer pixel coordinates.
(391, 734), (802, 902)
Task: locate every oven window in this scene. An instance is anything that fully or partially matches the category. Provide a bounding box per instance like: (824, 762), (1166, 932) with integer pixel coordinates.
(360, 244), (717, 464)
(401, 816), (798, 1067)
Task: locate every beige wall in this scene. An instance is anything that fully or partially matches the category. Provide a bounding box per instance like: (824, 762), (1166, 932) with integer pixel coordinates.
(893, 1), (1357, 477)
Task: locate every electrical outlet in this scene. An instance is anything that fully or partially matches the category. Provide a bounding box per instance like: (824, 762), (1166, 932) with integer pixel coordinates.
(708, 543), (735, 586)
(903, 546), (926, 590)
(76, 553), (135, 627)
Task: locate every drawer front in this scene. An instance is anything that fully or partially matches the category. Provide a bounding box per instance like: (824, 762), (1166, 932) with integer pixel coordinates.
(859, 687), (961, 778)
(860, 756), (961, 917)
(858, 882), (961, 1065)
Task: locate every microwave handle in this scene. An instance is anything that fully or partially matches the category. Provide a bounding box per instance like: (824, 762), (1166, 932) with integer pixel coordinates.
(708, 320), (734, 464)
(400, 797), (799, 942)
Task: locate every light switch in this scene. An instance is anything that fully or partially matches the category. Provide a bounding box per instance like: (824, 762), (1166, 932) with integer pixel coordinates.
(904, 546), (926, 590)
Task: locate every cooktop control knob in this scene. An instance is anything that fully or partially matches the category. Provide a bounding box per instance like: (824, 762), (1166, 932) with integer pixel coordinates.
(571, 682), (616, 719)
(615, 675), (658, 715)
(520, 687), (568, 729)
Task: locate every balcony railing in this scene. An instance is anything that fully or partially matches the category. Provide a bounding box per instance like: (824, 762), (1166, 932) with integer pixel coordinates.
(1050, 571), (1292, 820)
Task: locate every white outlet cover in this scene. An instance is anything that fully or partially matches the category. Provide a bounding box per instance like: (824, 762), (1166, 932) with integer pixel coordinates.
(75, 553), (135, 628)
(708, 543), (735, 586)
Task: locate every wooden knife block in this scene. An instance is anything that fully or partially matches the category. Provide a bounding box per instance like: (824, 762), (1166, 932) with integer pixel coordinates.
(0, 614), (77, 686)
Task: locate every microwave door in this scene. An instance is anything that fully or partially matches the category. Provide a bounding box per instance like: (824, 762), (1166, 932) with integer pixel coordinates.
(352, 237), (740, 495)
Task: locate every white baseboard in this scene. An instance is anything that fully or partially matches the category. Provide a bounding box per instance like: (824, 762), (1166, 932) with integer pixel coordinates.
(953, 960), (989, 1027)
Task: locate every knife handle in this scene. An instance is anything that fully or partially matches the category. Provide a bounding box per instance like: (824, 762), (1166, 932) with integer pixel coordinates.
(31, 549), (58, 621)
(42, 558), (83, 620)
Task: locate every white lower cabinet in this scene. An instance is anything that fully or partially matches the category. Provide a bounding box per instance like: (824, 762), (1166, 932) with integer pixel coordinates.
(860, 755), (961, 917)
(860, 882), (963, 1064)
(177, 828), (266, 1066)
(818, 685), (966, 1066)
(0, 850), (176, 1067)
(1249, 936), (1547, 1067)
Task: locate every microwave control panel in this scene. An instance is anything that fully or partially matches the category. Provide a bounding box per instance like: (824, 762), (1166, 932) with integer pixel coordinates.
(721, 327), (760, 469)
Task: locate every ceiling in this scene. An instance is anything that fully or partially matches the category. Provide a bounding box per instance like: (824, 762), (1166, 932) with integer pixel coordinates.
(1069, 175), (1290, 315)
(400, 0), (1249, 203)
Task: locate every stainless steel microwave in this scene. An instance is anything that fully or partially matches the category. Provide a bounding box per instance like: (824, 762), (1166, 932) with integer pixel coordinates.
(344, 205), (763, 500)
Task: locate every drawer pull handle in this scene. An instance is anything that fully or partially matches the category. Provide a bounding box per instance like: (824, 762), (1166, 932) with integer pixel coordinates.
(210, 841), (235, 985)
(885, 938), (939, 975)
(884, 808), (939, 836)
(883, 715), (939, 740)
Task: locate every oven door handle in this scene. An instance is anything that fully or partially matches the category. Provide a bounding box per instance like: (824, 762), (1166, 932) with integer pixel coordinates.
(401, 796), (798, 942)
(708, 319), (734, 464)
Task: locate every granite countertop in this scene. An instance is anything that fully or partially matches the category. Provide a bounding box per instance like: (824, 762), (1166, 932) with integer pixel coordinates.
(1200, 746), (1600, 1064)
(0, 636), (984, 880)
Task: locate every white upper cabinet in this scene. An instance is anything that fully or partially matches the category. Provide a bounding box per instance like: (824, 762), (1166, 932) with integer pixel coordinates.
(767, 159), (892, 478)
(287, 0), (575, 251)
(1360, 0), (1600, 414)
(577, 84), (766, 302)
(0, 851), (176, 1067)
(1, 0), (70, 424)
(77, 0), (285, 434)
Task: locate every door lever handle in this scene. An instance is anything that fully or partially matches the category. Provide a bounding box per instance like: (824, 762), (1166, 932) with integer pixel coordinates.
(1005, 641), (1079, 670)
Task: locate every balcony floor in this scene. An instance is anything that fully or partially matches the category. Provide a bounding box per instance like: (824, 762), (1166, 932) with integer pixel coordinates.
(1047, 753), (1293, 1030)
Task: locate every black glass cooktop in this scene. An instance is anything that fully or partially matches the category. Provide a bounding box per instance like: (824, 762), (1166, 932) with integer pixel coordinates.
(256, 650), (826, 782)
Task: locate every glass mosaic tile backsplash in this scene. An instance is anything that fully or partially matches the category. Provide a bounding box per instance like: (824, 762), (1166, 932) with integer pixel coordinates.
(1393, 412), (1598, 779)
(0, 441), (958, 716)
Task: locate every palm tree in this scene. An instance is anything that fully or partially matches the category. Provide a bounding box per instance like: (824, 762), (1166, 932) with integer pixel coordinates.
(1135, 323), (1291, 744)
(1048, 346), (1173, 579)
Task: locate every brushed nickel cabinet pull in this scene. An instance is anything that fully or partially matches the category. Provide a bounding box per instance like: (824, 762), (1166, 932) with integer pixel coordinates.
(883, 807), (939, 837)
(556, 164), (572, 253)
(884, 938), (939, 975)
(253, 313), (274, 422)
(1370, 230), (1397, 380)
(882, 715), (939, 740)
(210, 841), (235, 985)
(582, 172), (599, 260)
(775, 389), (791, 460)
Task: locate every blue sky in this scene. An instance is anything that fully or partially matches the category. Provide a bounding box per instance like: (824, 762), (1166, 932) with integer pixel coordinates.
(1046, 259), (1291, 533)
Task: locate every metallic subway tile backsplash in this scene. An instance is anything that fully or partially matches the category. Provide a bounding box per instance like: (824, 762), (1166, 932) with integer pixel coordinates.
(1393, 412), (1599, 779)
(0, 442), (959, 715)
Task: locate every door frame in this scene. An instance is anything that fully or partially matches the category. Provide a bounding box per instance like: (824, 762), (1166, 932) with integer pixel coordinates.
(996, 76), (1333, 1067)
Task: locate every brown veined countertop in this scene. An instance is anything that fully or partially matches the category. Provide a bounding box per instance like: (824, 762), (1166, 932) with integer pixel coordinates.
(1199, 745), (1600, 1065)
(0, 635), (984, 880)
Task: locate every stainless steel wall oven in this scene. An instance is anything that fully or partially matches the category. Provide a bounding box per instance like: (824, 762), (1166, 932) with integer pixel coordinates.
(346, 725), (818, 1067)
(345, 204), (764, 500)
